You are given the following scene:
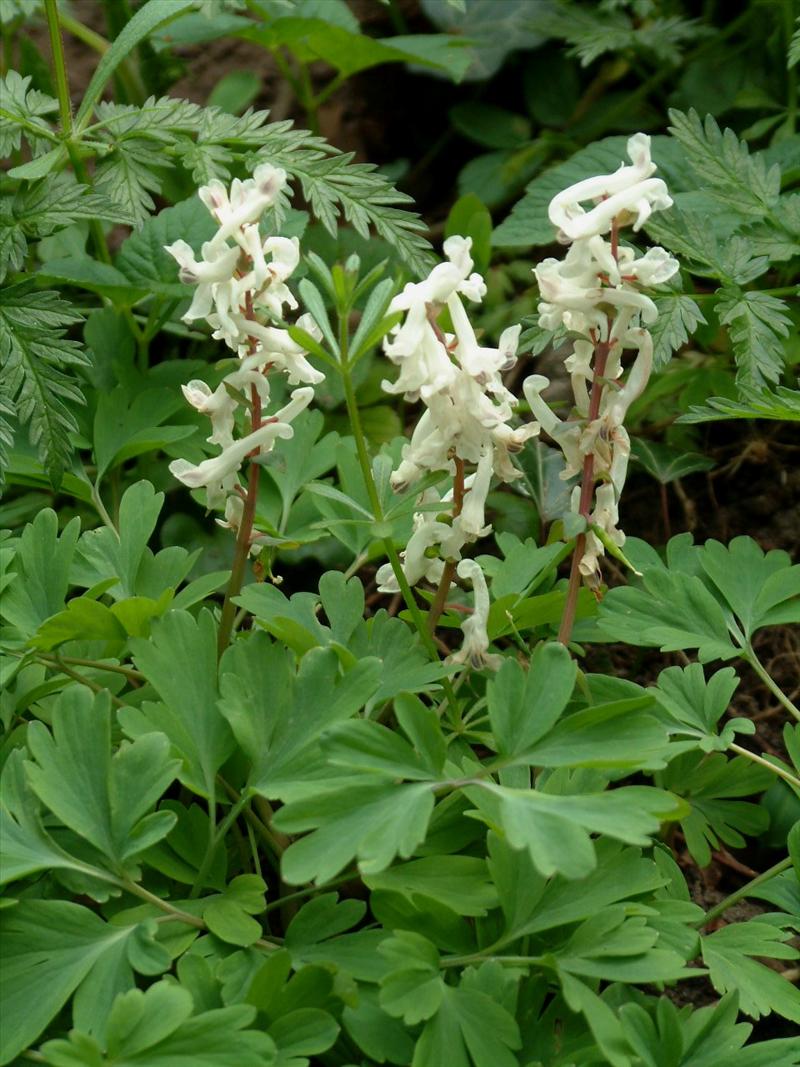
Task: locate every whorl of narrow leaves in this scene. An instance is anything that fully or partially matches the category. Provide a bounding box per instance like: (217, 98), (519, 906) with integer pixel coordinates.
(0, 282), (88, 490)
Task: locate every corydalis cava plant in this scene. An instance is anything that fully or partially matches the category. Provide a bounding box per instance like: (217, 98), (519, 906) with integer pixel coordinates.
(378, 236), (540, 669)
(164, 164), (322, 539)
(529, 133), (679, 642)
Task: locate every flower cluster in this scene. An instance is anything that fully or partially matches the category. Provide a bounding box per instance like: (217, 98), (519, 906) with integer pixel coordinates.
(530, 133), (679, 585)
(378, 236), (539, 668)
(164, 164), (321, 539)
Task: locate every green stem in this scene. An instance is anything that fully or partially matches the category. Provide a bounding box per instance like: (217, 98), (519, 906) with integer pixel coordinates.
(695, 857), (793, 928)
(44, 0), (73, 137)
(262, 872), (355, 914)
(39, 654), (143, 683)
(729, 742), (800, 791)
(189, 793), (249, 898)
(337, 316), (458, 710)
(744, 646), (800, 721)
(50, 655), (127, 708)
(786, 0), (797, 134)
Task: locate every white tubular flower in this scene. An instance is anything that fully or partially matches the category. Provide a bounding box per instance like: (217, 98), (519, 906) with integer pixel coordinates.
(181, 379), (238, 447)
(169, 387), (312, 508)
(450, 559), (502, 671)
(548, 133), (672, 240)
(625, 245), (680, 286)
(199, 163), (287, 244)
(165, 239), (241, 324)
(456, 449), (494, 540)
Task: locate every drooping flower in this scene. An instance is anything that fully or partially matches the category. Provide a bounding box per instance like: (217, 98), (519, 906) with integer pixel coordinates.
(449, 559), (502, 671)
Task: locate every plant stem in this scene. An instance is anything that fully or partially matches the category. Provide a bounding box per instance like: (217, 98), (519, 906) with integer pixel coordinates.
(557, 337), (611, 645)
(40, 654), (143, 683)
(44, 0), (73, 137)
(189, 792), (250, 898)
(744, 646), (800, 721)
(730, 742), (800, 791)
(695, 856), (793, 928)
(217, 293), (264, 658)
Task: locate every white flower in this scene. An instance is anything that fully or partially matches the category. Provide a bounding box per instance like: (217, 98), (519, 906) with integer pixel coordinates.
(548, 134), (672, 241)
(198, 163), (287, 244)
(164, 238), (241, 325)
(169, 387), (313, 507)
(181, 379), (238, 447)
(450, 559), (502, 671)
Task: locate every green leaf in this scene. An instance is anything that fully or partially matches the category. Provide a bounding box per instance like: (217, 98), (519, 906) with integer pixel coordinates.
(667, 109), (781, 218)
(74, 481), (195, 601)
(93, 385), (193, 482)
(679, 384), (800, 423)
(444, 192), (492, 273)
(25, 687), (179, 868)
(630, 438), (714, 483)
(652, 663), (751, 751)
(203, 901), (263, 948)
(0, 901), (156, 1064)
(221, 641), (381, 796)
(481, 782), (684, 879)
(702, 917), (800, 1023)
(412, 982), (521, 1067)
(700, 536), (800, 638)
(648, 295), (707, 368)
(41, 980), (277, 1066)
(116, 194), (217, 294)
(659, 752), (770, 867)
(276, 781), (435, 885)
(0, 281), (87, 488)
(449, 102), (530, 149)
(0, 70), (58, 159)
(75, 0), (197, 128)
(1, 750), (113, 888)
(488, 645), (576, 759)
(364, 855), (498, 916)
(488, 836), (667, 941)
(598, 568), (739, 663)
(716, 289), (791, 388)
(320, 719), (438, 781)
(1, 508), (79, 636)
(129, 609), (233, 798)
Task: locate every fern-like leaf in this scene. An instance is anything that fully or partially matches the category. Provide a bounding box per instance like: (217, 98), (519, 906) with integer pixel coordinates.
(649, 295), (706, 368)
(0, 71), (58, 158)
(679, 386), (800, 424)
(0, 282), (88, 488)
(667, 109), (781, 218)
(86, 98), (432, 269)
(715, 288), (792, 389)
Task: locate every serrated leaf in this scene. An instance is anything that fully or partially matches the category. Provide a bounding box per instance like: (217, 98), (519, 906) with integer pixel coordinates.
(716, 288), (791, 388)
(649, 295), (707, 367)
(0, 281), (87, 488)
(667, 109), (781, 218)
(679, 384), (800, 423)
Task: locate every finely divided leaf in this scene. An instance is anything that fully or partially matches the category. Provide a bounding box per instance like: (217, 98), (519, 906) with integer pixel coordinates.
(0, 282), (88, 488)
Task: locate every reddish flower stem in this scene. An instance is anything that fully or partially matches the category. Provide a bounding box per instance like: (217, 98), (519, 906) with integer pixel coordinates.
(217, 293), (264, 658)
(557, 218), (619, 647)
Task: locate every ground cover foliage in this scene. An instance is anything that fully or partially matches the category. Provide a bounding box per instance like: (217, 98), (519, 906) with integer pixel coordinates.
(0, 1), (799, 1065)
